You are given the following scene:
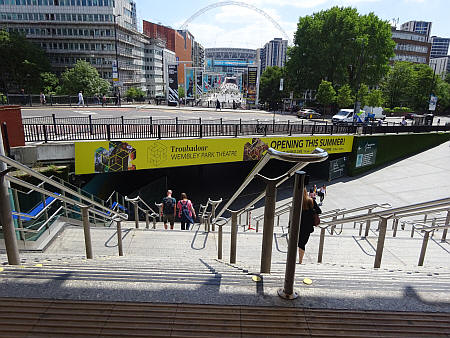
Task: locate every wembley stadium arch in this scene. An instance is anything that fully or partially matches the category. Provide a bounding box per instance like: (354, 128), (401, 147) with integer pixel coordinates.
(179, 1), (291, 44)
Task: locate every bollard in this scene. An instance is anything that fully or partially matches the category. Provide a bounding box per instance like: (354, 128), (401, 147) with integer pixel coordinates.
(418, 231), (430, 266)
(134, 203), (139, 229)
(153, 216), (156, 229)
(441, 210), (449, 242)
(230, 211), (238, 264)
(116, 220), (123, 256)
(374, 216), (389, 268)
(256, 220), (259, 232)
(278, 171), (306, 300)
(81, 206), (93, 259)
(218, 224), (223, 260)
(359, 222), (363, 236)
(411, 224), (415, 238)
(317, 227), (326, 263)
(364, 208), (373, 237)
(260, 179), (279, 274)
(145, 211), (150, 229)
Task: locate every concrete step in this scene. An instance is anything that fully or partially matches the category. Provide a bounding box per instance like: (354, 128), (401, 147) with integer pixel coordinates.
(0, 297), (449, 337)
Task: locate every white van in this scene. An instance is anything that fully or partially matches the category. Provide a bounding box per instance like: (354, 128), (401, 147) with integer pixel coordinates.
(332, 109), (361, 124)
(363, 106), (386, 120)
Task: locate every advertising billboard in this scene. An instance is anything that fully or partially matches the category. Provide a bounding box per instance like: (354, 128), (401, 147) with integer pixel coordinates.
(185, 68), (195, 99)
(196, 70), (202, 96)
(75, 135), (354, 174)
(167, 64), (178, 103)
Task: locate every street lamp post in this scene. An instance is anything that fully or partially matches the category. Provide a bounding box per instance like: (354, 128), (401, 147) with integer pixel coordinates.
(113, 14), (121, 106)
(353, 39), (366, 118)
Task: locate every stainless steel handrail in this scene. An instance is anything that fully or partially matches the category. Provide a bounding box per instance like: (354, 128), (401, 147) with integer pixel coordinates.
(215, 148), (328, 221)
(0, 154), (126, 220)
(11, 196), (59, 220)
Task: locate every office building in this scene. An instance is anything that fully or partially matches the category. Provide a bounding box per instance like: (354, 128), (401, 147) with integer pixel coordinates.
(142, 21), (194, 85)
(143, 38), (165, 98)
(400, 21), (432, 39)
(192, 40), (205, 68)
(430, 56), (450, 79)
(391, 27), (431, 64)
(430, 36), (450, 59)
(259, 37), (288, 74)
(0, 0), (147, 93)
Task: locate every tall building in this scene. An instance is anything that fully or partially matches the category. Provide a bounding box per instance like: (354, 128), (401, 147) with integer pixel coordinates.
(142, 21), (194, 85)
(400, 21), (432, 39)
(0, 0), (147, 93)
(192, 40), (205, 68)
(391, 27), (431, 64)
(143, 38), (165, 98)
(430, 36), (450, 59)
(259, 37), (288, 74)
(429, 56), (450, 79)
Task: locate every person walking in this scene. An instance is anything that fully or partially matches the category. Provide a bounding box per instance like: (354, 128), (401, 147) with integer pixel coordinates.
(102, 94), (107, 107)
(39, 92), (46, 105)
(298, 188), (321, 264)
(308, 187), (316, 200)
(318, 184), (327, 205)
(77, 91), (84, 106)
(216, 99), (221, 111)
(161, 190), (176, 230)
(177, 193), (196, 231)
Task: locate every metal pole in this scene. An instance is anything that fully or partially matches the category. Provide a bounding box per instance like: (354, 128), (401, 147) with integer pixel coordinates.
(278, 171), (305, 300)
(0, 174), (20, 264)
(12, 189), (24, 241)
(145, 211), (149, 229)
(374, 216), (389, 268)
(392, 218), (399, 237)
(230, 211), (238, 264)
(218, 224), (223, 260)
(418, 231), (429, 266)
(260, 180), (279, 274)
(134, 203), (139, 229)
(81, 206), (93, 259)
(364, 208), (373, 237)
(441, 210), (449, 242)
(317, 228), (326, 263)
(116, 220), (123, 256)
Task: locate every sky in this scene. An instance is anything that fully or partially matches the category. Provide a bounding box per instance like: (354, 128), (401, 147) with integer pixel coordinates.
(135, 0), (450, 49)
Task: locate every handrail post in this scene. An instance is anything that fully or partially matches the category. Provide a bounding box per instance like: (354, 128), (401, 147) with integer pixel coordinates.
(364, 208), (373, 237)
(81, 206), (93, 259)
(230, 211), (238, 264)
(145, 211), (150, 229)
(374, 216), (389, 268)
(89, 114), (93, 135)
(441, 210), (449, 242)
(116, 219), (123, 256)
(278, 171), (306, 300)
(134, 202), (139, 229)
(392, 217), (399, 237)
(418, 231), (430, 266)
(317, 227), (326, 263)
(218, 224), (223, 259)
(330, 215), (337, 235)
(260, 178), (281, 274)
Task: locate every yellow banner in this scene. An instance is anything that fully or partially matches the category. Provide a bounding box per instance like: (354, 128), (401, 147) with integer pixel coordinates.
(75, 135), (354, 174)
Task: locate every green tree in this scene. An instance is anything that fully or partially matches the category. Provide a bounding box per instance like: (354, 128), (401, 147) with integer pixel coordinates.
(381, 62), (414, 108)
(357, 83), (369, 107)
(40, 72), (60, 95)
(259, 66), (285, 110)
(0, 29), (51, 93)
(410, 63), (435, 111)
(435, 78), (450, 112)
(178, 85), (185, 99)
(444, 73), (450, 85)
(336, 84), (354, 108)
(60, 60), (110, 96)
(125, 87), (145, 100)
(286, 7), (395, 94)
(316, 80), (336, 112)
(366, 89), (384, 107)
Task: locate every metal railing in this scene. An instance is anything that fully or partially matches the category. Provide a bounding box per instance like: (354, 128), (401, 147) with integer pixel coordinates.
(18, 115), (450, 142)
(125, 196), (159, 229)
(0, 154), (128, 264)
(315, 197), (450, 268)
(212, 147), (329, 274)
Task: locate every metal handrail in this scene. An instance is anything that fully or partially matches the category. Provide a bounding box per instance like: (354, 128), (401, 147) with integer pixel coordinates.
(215, 148), (328, 221)
(0, 154), (126, 221)
(11, 196), (59, 220)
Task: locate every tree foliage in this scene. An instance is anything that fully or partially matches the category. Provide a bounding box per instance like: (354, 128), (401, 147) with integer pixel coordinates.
(40, 72), (60, 95)
(357, 83), (369, 107)
(178, 85), (185, 98)
(0, 29), (51, 93)
(336, 84), (354, 108)
(410, 63), (434, 111)
(259, 66), (286, 110)
(316, 80), (336, 107)
(286, 7), (395, 95)
(60, 60), (110, 96)
(125, 87), (145, 100)
(435, 79), (450, 112)
(366, 89), (384, 108)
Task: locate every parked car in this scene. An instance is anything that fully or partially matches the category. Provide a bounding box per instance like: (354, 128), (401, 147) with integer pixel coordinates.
(297, 108), (321, 119)
(404, 112), (416, 120)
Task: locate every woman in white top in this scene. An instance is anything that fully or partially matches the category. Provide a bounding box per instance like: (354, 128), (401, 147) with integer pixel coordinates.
(318, 184), (327, 204)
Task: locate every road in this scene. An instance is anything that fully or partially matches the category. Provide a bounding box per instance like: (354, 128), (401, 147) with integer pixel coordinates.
(21, 104), (450, 125)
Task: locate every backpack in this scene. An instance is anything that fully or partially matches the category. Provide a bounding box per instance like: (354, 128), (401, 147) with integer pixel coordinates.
(163, 197), (175, 214)
(180, 200), (194, 223)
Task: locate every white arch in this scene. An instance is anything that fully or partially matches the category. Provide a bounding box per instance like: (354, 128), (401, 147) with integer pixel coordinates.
(180, 1), (291, 44)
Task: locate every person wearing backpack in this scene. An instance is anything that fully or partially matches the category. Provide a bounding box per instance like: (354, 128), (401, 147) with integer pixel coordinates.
(162, 190), (176, 230)
(177, 193), (196, 231)
(298, 188), (322, 264)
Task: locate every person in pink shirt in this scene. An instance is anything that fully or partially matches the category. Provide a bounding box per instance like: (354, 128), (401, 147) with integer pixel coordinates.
(177, 193), (196, 230)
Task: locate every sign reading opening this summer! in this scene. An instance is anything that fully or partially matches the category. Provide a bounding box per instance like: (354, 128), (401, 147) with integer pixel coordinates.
(75, 135), (354, 175)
